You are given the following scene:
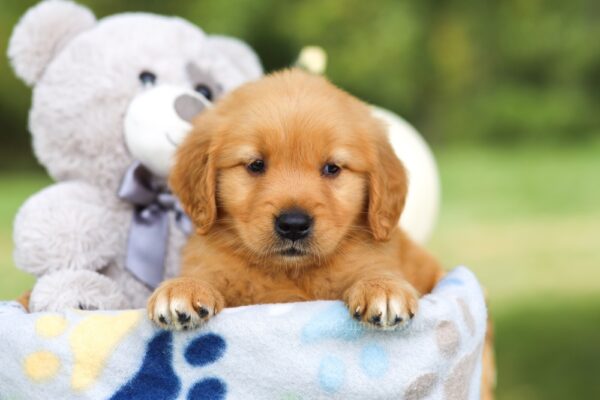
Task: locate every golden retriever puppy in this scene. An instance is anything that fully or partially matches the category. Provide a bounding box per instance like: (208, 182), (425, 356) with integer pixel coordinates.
(147, 69), (444, 331)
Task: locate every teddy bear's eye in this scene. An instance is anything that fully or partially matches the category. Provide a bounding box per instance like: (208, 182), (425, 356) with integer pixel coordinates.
(139, 71), (157, 86)
(195, 84), (213, 101)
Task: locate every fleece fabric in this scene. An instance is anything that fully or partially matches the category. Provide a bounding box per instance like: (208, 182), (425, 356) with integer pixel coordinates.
(0, 267), (486, 400)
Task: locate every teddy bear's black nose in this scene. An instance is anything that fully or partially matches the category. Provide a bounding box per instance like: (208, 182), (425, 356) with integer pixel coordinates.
(274, 209), (313, 241)
(174, 94), (205, 122)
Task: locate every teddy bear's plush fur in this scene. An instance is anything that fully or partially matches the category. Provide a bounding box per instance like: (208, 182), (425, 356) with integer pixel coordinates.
(8, 0), (262, 311)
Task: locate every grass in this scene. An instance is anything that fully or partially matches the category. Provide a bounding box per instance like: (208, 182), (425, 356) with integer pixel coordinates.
(1, 144), (599, 398)
(430, 144), (600, 306)
(494, 297), (600, 399)
(427, 144), (600, 399)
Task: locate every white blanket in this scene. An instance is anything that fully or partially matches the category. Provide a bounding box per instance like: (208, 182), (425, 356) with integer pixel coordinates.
(0, 266), (486, 399)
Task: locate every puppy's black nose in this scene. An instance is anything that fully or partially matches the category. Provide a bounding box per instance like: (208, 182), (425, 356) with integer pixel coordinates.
(275, 210), (313, 241)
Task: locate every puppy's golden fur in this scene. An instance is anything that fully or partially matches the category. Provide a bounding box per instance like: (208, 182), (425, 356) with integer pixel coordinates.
(148, 69), (495, 398)
(148, 68), (443, 329)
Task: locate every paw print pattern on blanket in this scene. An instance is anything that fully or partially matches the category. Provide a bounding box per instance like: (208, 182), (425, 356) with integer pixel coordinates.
(23, 315), (69, 381)
(315, 345), (389, 394)
(185, 333), (228, 400)
(110, 331), (180, 399)
(9, 269), (485, 399)
(23, 311), (141, 386)
(301, 303), (390, 394)
(20, 310), (227, 399)
(111, 331), (227, 400)
(301, 275), (483, 398)
(402, 275), (484, 400)
(301, 302), (365, 343)
(70, 312), (142, 390)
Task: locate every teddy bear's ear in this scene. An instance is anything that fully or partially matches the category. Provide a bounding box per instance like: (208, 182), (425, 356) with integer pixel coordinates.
(206, 35), (263, 81)
(7, 0), (96, 86)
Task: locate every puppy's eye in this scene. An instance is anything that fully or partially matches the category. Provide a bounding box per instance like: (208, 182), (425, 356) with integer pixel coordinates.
(247, 159), (266, 175)
(195, 84), (213, 101)
(139, 71), (157, 86)
(322, 163), (341, 177)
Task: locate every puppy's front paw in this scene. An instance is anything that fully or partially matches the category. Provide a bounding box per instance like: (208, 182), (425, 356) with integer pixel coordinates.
(147, 277), (225, 331)
(344, 278), (419, 329)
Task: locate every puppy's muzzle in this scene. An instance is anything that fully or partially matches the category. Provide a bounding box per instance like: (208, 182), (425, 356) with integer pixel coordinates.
(274, 209), (313, 241)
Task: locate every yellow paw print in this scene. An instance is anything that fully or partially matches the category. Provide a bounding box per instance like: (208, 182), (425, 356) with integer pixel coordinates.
(23, 311), (141, 391)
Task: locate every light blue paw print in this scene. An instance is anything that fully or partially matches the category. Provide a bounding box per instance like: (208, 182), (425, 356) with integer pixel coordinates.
(360, 344), (388, 378)
(434, 277), (464, 290)
(301, 302), (364, 343)
(302, 303), (391, 394)
(318, 355), (345, 393)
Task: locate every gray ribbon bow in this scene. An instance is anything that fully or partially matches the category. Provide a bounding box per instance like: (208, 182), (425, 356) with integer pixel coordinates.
(118, 162), (193, 289)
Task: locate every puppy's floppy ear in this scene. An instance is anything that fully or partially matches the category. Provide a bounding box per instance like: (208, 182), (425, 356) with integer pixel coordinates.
(169, 129), (217, 235)
(367, 127), (408, 241)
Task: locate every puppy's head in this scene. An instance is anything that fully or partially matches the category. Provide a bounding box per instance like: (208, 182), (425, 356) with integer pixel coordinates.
(171, 69), (407, 268)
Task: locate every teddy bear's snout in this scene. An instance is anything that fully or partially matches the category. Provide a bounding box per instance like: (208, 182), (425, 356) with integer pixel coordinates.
(124, 85), (211, 177)
(174, 94), (206, 123)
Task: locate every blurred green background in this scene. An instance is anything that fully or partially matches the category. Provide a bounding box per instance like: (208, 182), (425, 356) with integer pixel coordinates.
(1, 1), (599, 398)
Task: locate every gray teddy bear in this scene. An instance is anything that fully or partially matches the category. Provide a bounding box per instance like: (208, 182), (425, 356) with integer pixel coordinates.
(8, 0), (262, 312)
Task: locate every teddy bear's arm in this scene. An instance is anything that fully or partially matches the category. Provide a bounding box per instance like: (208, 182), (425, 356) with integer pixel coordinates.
(13, 181), (121, 277)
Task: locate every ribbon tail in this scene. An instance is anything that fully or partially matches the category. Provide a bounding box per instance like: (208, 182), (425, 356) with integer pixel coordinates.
(176, 212), (194, 236)
(125, 207), (169, 289)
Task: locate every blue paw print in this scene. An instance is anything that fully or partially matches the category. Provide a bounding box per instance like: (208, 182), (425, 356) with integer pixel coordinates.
(111, 331), (180, 400)
(185, 333), (227, 400)
(111, 331), (227, 400)
(303, 303), (390, 394)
